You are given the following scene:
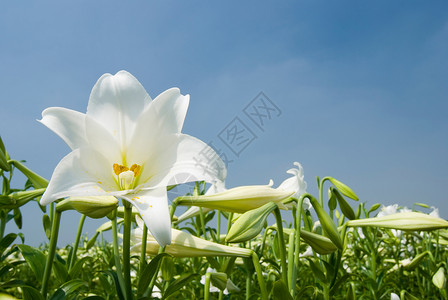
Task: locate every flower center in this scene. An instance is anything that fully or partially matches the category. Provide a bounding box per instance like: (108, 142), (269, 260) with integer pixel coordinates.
(113, 163), (142, 190)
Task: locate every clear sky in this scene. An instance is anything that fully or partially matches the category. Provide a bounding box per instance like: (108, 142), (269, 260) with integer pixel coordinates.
(1, 1), (447, 246)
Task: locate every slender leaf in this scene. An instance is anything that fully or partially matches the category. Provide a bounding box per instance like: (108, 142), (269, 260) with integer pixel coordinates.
(22, 285), (45, 300)
(163, 273), (198, 299)
(137, 253), (170, 296)
(0, 233), (17, 257)
(16, 244), (46, 282)
(273, 280), (293, 300)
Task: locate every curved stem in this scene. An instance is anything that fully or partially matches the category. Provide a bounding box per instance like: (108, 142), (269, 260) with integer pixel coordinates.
(41, 210), (61, 298)
(273, 207), (288, 288)
(123, 204), (133, 300)
(251, 251), (268, 300)
(68, 214), (86, 272)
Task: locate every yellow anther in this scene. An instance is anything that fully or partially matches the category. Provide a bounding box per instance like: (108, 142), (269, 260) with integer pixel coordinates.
(113, 163), (129, 175)
(113, 163), (143, 190)
(130, 164), (142, 177)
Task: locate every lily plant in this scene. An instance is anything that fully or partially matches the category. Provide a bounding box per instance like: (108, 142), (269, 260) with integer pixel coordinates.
(38, 70), (226, 298)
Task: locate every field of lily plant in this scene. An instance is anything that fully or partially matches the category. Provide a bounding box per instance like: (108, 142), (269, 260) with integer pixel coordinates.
(1, 71), (448, 300)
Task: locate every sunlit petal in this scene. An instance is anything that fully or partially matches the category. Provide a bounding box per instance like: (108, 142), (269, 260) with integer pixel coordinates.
(137, 134), (226, 189)
(124, 188), (172, 247)
(87, 70), (151, 151)
(39, 107), (87, 150)
(40, 148), (119, 205)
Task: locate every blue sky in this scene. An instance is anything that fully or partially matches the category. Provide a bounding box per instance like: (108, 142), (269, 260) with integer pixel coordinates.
(1, 1), (447, 246)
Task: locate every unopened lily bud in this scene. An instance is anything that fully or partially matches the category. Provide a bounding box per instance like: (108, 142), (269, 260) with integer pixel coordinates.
(433, 267), (446, 289)
(131, 228), (252, 258)
(10, 188), (46, 206)
(56, 196), (118, 219)
(333, 188), (356, 220)
(176, 183), (290, 213)
(209, 272), (228, 291)
(347, 212), (448, 231)
(328, 177), (358, 200)
(300, 230), (338, 255)
(407, 251), (430, 270)
(309, 197), (343, 249)
(226, 202), (277, 243)
(9, 160), (48, 189)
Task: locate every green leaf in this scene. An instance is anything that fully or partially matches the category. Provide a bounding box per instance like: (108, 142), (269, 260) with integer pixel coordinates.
(16, 244), (47, 283)
(163, 273), (198, 299)
(69, 256), (92, 279)
(161, 256), (175, 281)
(137, 253), (170, 296)
(273, 280), (293, 300)
(59, 279), (89, 295)
(328, 177), (359, 200)
(53, 259), (68, 284)
(9, 160), (48, 189)
(306, 258), (326, 282)
(43, 214), (51, 240)
(0, 233), (17, 257)
(22, 285), (45, 300)
(102, 270), (124, 300)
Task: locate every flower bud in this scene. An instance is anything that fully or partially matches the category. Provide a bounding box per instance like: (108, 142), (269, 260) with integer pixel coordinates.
(433, 267), (446, 289)
(300, 230), (338, 255)
(56, 196), (118, 219)
(175, 183), (290, 213)
(226, 202), (277, 243)
(131, 228), (252, 258)
(209, 272), (228, 291)
(347, 212), (448, 231)
(328, 177), (358, 200)
(309, 197), (343, 249)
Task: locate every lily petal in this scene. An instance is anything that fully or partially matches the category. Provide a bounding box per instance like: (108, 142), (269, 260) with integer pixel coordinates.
(40, 107), (87, 150)
(87, 71), (151, 151)
(124, 187), (172, 247)
(136, 134), (226, 189)
(40, 148), (119, 205)
(127, 89), (189, 164)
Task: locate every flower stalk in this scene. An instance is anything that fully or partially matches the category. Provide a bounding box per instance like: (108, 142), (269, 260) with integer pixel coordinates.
(41, 209), (61, 298)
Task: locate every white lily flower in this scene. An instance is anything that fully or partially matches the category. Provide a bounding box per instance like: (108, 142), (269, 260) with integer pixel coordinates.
(39, 71), (226, 246)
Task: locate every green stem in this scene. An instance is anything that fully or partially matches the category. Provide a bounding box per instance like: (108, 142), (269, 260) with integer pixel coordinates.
(123, 204), (133, 300)
(217, 210), (221, 243)
(41, 210), (61, 298)
(292, 195), (307, 297)
(274, 207), (288, 288)
(245, 268), (251, 300)
(139, 224), (148, 273)
(251, 251), (268, 300)
(199, 207), (208, 240)
(0, 210), (6, 240)
(287, 228), (295, 291)
(204, 272), (211, 300)
(111, 209), (126, 300)
(68, 214), (86, 272)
